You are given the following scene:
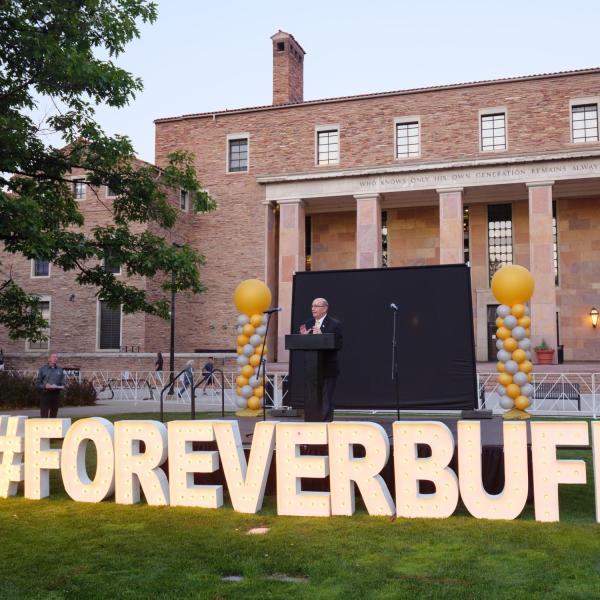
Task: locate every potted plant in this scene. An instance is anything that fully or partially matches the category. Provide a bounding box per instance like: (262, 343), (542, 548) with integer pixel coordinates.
(534, 339), (555, 365)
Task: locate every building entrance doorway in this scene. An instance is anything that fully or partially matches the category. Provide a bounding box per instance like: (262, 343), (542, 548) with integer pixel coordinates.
(487, 304), (499, 361)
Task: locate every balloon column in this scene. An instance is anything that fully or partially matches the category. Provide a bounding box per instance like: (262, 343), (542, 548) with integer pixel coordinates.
(490, 265), (535, 419)
(233, 279), (272, 413)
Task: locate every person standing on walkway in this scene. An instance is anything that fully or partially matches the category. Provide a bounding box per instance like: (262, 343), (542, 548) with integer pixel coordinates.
(155, 351), (164, 387)
(36, 353), (66, 418)
(201, 356), (215, 394)
(178, 359), (194, 398)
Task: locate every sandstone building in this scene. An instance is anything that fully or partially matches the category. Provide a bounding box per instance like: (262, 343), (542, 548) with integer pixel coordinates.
(3, 31), (600, 368)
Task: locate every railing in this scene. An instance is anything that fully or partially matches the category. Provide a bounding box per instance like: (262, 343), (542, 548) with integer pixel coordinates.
(6, 369), (596, 417)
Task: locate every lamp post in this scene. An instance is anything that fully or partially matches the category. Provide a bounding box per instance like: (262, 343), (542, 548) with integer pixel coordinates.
(169, 242), (183, 394)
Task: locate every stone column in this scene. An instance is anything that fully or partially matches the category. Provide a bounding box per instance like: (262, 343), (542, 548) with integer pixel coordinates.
(355, 193), (382, 268)
(438, 187), (464, 264)
(527, 182), (557, 362)
(277, 199), (305, 362)
(263, 201), (278, 362)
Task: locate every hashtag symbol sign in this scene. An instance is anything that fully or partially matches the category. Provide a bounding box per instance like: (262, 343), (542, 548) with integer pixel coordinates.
(0, 415), (27, 498)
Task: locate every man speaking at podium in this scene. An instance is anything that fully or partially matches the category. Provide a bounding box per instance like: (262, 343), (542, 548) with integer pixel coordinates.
(299, 298), (342, 421)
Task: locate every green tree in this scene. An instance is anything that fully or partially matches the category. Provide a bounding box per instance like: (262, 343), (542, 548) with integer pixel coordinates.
(0, 0), (215, 342)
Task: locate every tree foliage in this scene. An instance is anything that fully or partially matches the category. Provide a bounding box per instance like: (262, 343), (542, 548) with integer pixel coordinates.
(0, 0), (215, 341)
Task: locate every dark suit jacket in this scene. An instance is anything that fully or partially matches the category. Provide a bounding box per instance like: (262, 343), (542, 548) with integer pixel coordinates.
(303, 314), (343, 377)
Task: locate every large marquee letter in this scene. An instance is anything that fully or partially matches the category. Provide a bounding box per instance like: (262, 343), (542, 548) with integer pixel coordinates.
(531, 421), (588, 522)
(276, 423), (330, 517)
(25, 418), (70, 499)
(328, 422), (394, 516)
(458, 420), (528, 520)
(213, 420), (276, 514)
(115, 421), (169, 506)
(393, 421), (458, 518)
(61, 417), (115, 503)
(0, 415), (27, 498)
(592, 421), (600, 523)
(168, 421), (222, 508)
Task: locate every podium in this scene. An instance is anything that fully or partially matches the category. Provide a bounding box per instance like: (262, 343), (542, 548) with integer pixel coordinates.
(285, 333), (341, 421)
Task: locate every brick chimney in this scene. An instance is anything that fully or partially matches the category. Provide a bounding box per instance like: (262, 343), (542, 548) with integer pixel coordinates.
(271, 31), (305, 105)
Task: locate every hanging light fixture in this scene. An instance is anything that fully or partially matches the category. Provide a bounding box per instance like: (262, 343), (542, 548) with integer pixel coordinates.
(591, 307), (599, 328)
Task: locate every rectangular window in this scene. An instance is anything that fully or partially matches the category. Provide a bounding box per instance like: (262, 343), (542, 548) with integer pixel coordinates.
(106, 186), (118, 198)
(572, 103), (599, 143)
(72, 179), (86, 200)
(396, 121), (419, 158)
(103, 250), (121, 275)
(228, 138), (248, 172)
(481, 113), (506, 151)
(180, 190), (188, 210)
(32, 259), (50, 277)
(98, 301), (121, 350)
(317, 128), (339, 165)
(28, 299), (50, 350)
(488, 204), (513, 283)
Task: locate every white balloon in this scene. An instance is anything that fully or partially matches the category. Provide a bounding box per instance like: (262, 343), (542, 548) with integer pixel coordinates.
(504, 360), (519, 375)
(236, 355), (249, 366)
(236, 326), (243, 335)
(234, 395), (247, 408)
(518, 338), (531, 350)
(497, 350), (511, 363)
(496, 339), (504, 351)
(524, 305), (530, 316)
(497, 305), (511, 318)
(243, 344), (255, 357)
(237, 314), (250, 326)
(261, 315), (268, 325)
(241, 385), (253, 398)
(255, 325), (267, 336)
(499, 395), (514, 409)
(513, 372), (528, 386)
(512, 326), (526, 341)
(497, 385), (506, 396)
(525, 350), (532, 360)
(249, 376), (260, 387)
(249, 334), (262, 346)
(503, 315), (518, 329)
(521, 383), (534, 397)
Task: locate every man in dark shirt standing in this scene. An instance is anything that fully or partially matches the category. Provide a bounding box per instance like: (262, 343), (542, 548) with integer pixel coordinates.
(36, 353), (65, 418)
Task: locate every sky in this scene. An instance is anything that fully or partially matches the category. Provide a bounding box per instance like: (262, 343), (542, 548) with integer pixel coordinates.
(69, 0), (600, 162)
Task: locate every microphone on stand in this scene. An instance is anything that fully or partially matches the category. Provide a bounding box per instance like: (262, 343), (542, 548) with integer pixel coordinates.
(390, 303), (398, 311)
(263, 307), (283, 314)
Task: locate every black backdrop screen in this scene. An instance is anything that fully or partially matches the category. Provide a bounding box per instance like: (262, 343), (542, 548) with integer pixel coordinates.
(289, 264), (477, 411)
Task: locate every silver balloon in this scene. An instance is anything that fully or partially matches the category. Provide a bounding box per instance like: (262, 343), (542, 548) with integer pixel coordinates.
(499, 395), (514, 409)
(237, 314), (250, 326)
(525, 350), (532, 360)
(512, 326), (526, 341)
(234, 395), (247, 408)
(521, 383), (534, 397)
(524, 306), (530, 316)
(241, 385), (253, 398)
(249, 375), (260, 387)
(236, 355), (249, 366)
(497, 349), (511, 363)
(236, 325), (243, 335)
(250, 334), (262, 346)
(518, 337), (531, 350)
(255, 325), (267, 336)
(503, 315), (518, 329)
(496, 339), (504, 351)
(504, 360), (519, 375)
(497, 384), (506, 396)
(497, 305), (511, 318)
(243, 344), (255, 357)
(261, 314), (268, 325)
(513, 372), (528, 386)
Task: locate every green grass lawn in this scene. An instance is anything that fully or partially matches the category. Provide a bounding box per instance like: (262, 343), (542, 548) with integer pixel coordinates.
(0, 413), (599, 599)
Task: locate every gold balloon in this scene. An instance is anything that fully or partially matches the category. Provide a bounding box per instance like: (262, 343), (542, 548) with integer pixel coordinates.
(527, 373), (533, 383)
(518, 315), (531, 328)
(250, 314), (263, 327)
(496, 361), (505, 373)
(495, 317), (504, 328)
(241, 364), (254, 378)
(511, 304), (526, 318)
(237, 334), (249, 347)
(497, 327), (511, 340)
(247, 396), (261, 410)
(255, 344), (267, 356)
(506, 383), (520, 399)
(254, 385), (264, 398)
(249, 354), (261, 367)
(524, 328), (531, 337)
(491, 265), (535, 306)
(242, 324), (255, 337)
(236, 386), (242, 396)
(233, 279), (272, 317)
(498, 372), (513, 387)
(503, 337), (518, 352)
(514, 395), (530, 410)
(512, 348), (527, 363)
(519, 360), (533, 374)
(236, 346), (243, 355)
(236, 375), (248, 387)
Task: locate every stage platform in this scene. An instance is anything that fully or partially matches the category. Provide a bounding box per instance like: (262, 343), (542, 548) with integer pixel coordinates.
(193, 414), (533, 499)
